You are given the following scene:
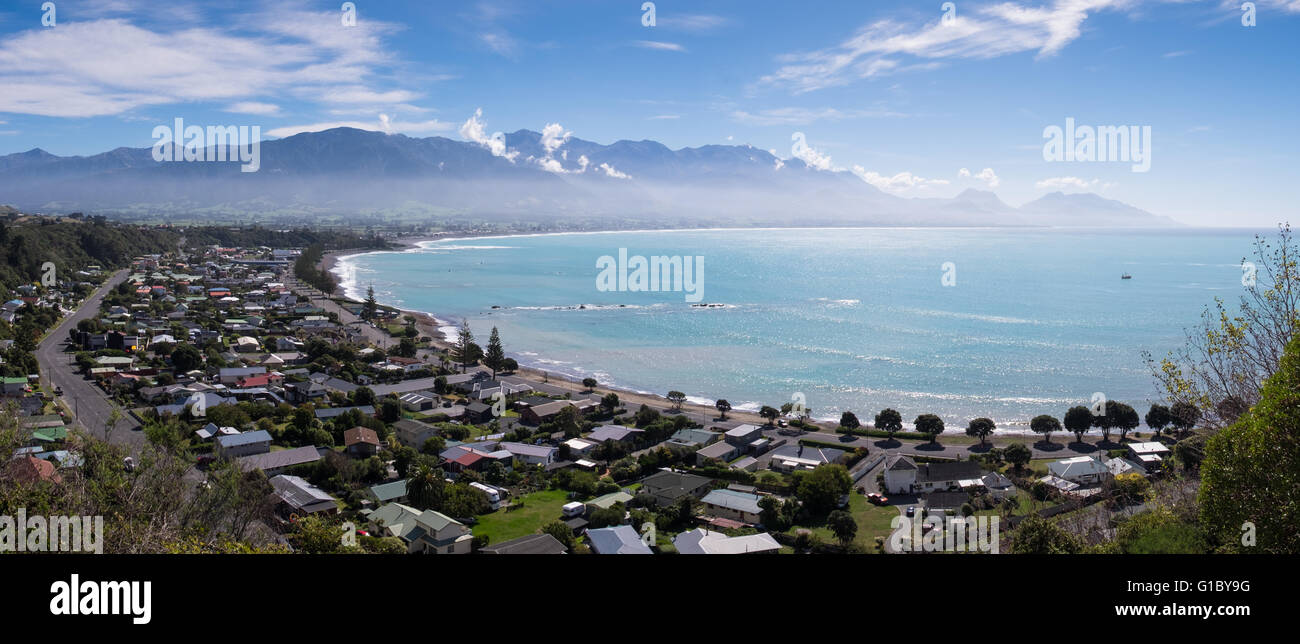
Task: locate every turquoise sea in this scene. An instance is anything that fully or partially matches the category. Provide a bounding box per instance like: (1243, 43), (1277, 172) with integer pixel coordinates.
(335, 227), (1268, 432)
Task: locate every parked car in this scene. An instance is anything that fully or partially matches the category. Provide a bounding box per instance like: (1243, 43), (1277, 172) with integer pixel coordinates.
(867, 493), (889, 505)
(906, 506), (916, 517)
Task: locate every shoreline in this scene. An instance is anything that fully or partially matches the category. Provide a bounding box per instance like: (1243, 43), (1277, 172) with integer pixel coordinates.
(316, 231), (1162, 436)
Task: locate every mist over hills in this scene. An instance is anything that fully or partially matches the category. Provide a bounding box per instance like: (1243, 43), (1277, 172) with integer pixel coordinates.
(0, 127), (1178, 227)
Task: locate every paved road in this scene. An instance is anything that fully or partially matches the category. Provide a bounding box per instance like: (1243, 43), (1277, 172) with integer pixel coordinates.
(35, 269), (144, 450)
(287, 276), (397, 351)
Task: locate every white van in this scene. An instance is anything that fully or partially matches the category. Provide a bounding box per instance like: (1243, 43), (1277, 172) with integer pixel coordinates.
(562, 501), (586, 518)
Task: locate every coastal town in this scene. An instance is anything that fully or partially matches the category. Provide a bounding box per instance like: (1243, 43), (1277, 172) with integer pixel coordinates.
(2, 231), (1215, 555)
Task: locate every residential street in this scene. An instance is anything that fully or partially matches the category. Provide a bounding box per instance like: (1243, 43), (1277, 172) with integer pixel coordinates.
(35, 268), (145, 450)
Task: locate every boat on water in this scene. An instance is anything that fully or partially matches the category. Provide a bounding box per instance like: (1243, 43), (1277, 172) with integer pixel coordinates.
(1121, 273), (1132, 279)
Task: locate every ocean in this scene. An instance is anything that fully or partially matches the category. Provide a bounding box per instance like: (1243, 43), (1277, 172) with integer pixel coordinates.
(334, 227), (1267, 432)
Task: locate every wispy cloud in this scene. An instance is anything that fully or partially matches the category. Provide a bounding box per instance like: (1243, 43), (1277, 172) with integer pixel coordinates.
(959, 167), (1000, 188)
(658, 14), (730, 32)
(730, 106), (906, 126)
(1036, 175), (1112, 190)
(760, 0), (1127, 93)
(633, 40), (686, 52)
(226, 102), (281, 116)
(853, 166), (949, 192)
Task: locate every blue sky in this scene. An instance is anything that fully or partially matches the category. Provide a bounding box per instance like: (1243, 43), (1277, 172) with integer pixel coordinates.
(0, 0), (1296, 225)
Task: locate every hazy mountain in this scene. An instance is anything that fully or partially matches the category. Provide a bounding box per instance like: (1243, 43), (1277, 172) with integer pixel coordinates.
(0, 128), (1177, 227)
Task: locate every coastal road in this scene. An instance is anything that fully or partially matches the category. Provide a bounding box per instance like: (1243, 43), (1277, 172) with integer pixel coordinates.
(35, 269), (145, 450)
(286, 275), (398, 350)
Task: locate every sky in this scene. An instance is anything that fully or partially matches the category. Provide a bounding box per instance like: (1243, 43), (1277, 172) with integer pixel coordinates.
(0, 0), (1296, 226)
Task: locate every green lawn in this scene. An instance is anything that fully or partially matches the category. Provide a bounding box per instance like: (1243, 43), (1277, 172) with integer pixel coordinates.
(795, 492), (900, 552)
(472, 489), (570, 545)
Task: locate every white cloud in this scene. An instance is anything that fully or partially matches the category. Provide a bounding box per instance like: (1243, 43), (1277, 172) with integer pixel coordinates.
(598, 163), (630, 179)
(853, 166), (949, 192)
(226, 102), (281, 116)
(0, 10), (415, 117)
(480, 32), (518, 56)
(1036, 176), (1112, 190)
(761, 0), (1127, 93)
(540, 123), (571, 154)
(658, 14), (729, 32)
(792, 138), (834, 171)
(730, 106), (906, 126)
(266, 115), (452, 138)
(459, 108), (518, 160)
(648, 114), (681, 120)
(959, 167), (1000, 188)
(633, 40), (687, 52)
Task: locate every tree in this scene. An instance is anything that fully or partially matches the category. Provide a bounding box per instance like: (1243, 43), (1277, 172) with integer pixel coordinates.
(1199, 333), (1300, 553)
(170, 343), (203, 372)
(667, 391), (686, 411)
(795, 464), (851, 515)
(1004, 442), (1031, 471)
(913, 414), (944, 444)
(827, 510), (858, 548)
(760, 406), (780, 426)
(105, 406), (122, 443)
(408, 463), (446, 511)
(874, 408), (903, 441)
(758, 495), (785, 530)
(582, 377), (598, 391)
(715, 399), (731, 420)
(838, 411), (860, 433)
(1009, 516), (1084, 554)
(1144, 404), (1171, 436)
(452, 320), (476, 373)
(1113, 402), (1140, 441)
(1169, 401), (1201, 439)
(1030, 414), (1061, 443)
(965, 417), (995, 447)
(541, 521), (576, 550)
(363, 285), (378, 321)
(600, 392), (620, 412)
(501, 358), (518, 373)
(484, 327), (506, 377)
(1063, 405), (1093, 443)
(1093, 400), (1136, 443)
(353, 386), (376, 407)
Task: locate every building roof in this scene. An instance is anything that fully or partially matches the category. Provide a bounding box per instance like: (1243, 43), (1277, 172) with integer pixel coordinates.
(673, 528), (781, 555)
(886, 454), (918, 471)
(586, 525), (653, 555)
(915, 460), (985, 483)
(924, 491), (969, 511)
(700, 488), (763, 516)
(216, 429), (272, 449)
(499, 441), (556, 459)
(724, 424), (762, 437)
(768, 443), (846, 466)
(369, 479), (409, 503)
(480, 533), (568, 555)
(343, 426), (380, 447)
(270, 475), (337, 513)
(587, 425), (644, 443)
(1127, 441), (1172, 455)
(1048, 455), (1110, 479)
(237, 445), (322, 472)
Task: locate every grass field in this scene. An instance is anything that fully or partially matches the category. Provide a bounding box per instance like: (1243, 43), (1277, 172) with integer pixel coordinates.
(796, 492), (900, 552)
(471, 489), (570, 545)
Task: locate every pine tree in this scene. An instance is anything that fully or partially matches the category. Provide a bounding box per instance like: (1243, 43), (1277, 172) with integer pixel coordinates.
(363, 285), (378, 321)
(453, 320), (475, 373)
(484, 326), (505, 377)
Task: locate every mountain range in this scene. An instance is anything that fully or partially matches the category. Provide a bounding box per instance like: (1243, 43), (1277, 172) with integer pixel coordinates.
(0, 127), (1179, 227)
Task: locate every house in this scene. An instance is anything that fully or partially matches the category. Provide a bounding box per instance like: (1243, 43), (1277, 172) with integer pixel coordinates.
(365, 503), (473, 554)
(215, 430), (272, 458)
(194, 423), (240, 442)
(667, 428), (720, 448)
(394, 419), (439, 450)
(1048, 455), (1111, 486)
(218, 367), (265, 385)
(237, 446), (322, 476)
(344, 427), (381, 457)
(314, 405), (374, 421)
(699, 488), (763, 524)
(586, 525), (653, 555)
(673, 528), (781, 555)
(519, 400), (580, 425)
(639, 470), (714, 507)
(6, 455), (63, 484)
(563, 437), (597, 457)
(767, 444), (847, 473)
(1105, 456), (1148, 478)
(399, 391), (436, 412)
(479, 533), (568, 555)
(1, 377), (28, 396)
(883, 455), (985, 494)
(1126, 441), (1172, 471)
(369, 480), (409, 505)
(270, 475), (338, 515)
(587, 490), (634, 510)
(464, 401), (493, 423)
(587, 425), (644, 445)
(499, 441), (556, 467)
(723, 424), (766, 454)
(696, 440), (740, 463)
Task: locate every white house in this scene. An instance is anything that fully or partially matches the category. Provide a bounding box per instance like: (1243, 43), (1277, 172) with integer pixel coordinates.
(1048, 455), (1111, 485)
